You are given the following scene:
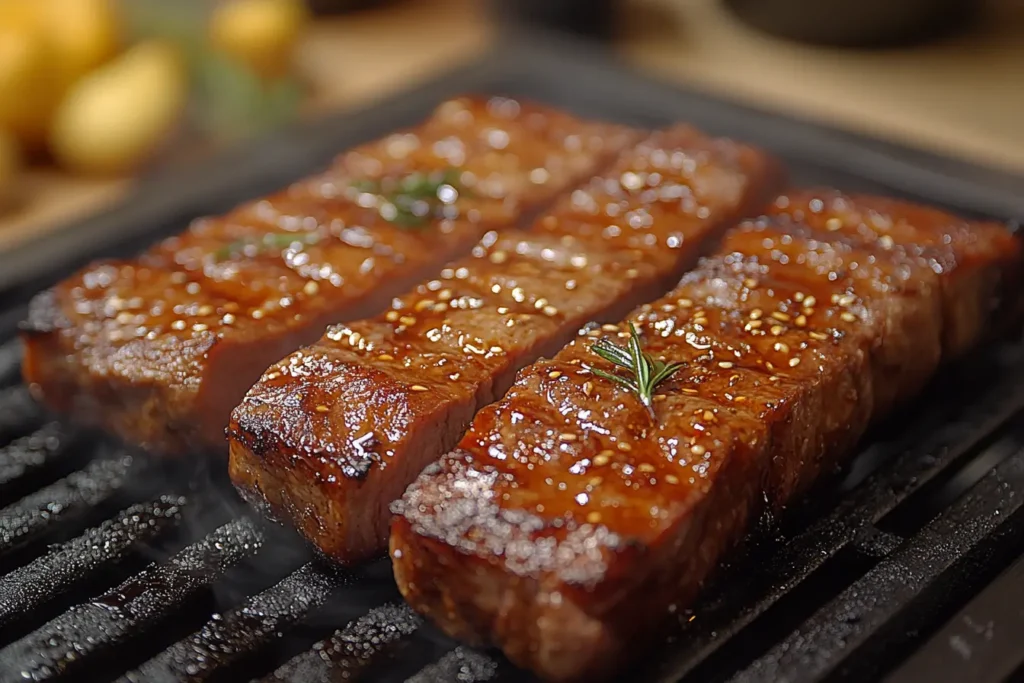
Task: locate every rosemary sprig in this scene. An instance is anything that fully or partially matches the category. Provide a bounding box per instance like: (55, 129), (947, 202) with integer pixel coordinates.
(214, 232), (321, 262)
(351, 168), (466, 227)
(589, 322), (685, 416)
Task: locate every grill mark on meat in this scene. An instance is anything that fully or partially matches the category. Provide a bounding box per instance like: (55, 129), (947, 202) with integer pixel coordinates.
(21, 96), (637, 454)
(389, 192), (1021, 682)
(228, 126), (783, 564)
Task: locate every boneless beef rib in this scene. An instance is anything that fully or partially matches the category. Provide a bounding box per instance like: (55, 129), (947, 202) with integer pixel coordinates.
(20, 97), (636, 454)
(228, 126), (781, 563)
(390, 191), (1021, 682)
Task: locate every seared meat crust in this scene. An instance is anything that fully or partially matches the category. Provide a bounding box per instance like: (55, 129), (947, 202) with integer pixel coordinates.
(21, 96), (636, 453)
(228, 126), (782, 562)
(390, 192), (1020, 682)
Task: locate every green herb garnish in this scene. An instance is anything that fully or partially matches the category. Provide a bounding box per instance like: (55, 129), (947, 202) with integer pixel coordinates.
(352, 168), (466, 227)
(589, 322), (684, 416)
(214, 232), (321, 262)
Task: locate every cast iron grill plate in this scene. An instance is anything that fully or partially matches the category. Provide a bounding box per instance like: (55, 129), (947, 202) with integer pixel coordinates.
(1, 30), (1023, 683)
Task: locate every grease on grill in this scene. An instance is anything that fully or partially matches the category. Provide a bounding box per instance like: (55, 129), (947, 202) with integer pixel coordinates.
(0, 518), (263, 682)
(0, 496), (185, 632)
(259, 603), (423, 682)
(0, 455), (135, 559)
(119, 561), (348, 683)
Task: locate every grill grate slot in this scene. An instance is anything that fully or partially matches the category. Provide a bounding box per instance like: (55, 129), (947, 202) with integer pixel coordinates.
(0, 518), (264, 683)
(0, 496), (185, 641)
(729, 441), (1024, 683)
(0, 341), (19, 388)
(884, 553), (1024, 683)
(0, 423), (84, 501)
(0, 386), (43, 445)
(257, 603), (423, 682)
(0, 455), (137, 570)
(119, 561), (348, 683)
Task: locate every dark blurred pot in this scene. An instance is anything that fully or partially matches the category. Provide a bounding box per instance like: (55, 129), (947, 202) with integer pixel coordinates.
(487, 0), (618, 40)
(724, 0), (978, 47)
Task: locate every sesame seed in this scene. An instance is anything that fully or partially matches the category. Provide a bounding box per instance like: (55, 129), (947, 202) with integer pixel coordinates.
(438, 289), (453, 301)
(682, 387), (698, 394)
(795, 314), (808, 327)
(803, 296), (817, 308)
(489, 250), (508, 264)
(878, 234), (894, 249)
(449, 372), (461, 380)
(543, 305), (559, 316)
(414, 299), (434, 312)
(665, 474), (680, 485)
(602, 324), (619, 332)
(639, 463), (655, 473)
(838, 294), (856, 307)
(193, 323), (209, 332)
(678, 298), (693, 308)
(826, 217), (843, 231)
(809, 331), (828, 341)
(743, 278), (757, 289)
(769, 375), (780, 382)
(734, 396), (747, 402)
(771, 325), (784, 336)
(749, 308), (763, 320)
(303, 281), (320, 296)
(171, 320), (186, 331)
(385, 310), (400, 322)
(410, 385), (429, 392)
(197, 305), (214, 316)
(489, 346), (503, 354)
(593, 452), (612, 466)
(789, 357), (801, 367)
(589, 476), (603, 486)
(497, 306), (509, 314)
(378, 354), (394, 361)
(654, 394), (667, 402)
(586, 511), (602, 524)
(221, 313), (236, 325)
(774, 342), (789, 353)
(771, 311), (790, 322)
(549, 371), (563, 379)
(840, 311), (857, 323)
(512, 287), (525, 302)
(702, 410), (715, 421)
(626, 268), (639, 278)
(582, 381), (593, 396)
(691, 444), (706, 456)
(315, 405), (329, 413)
(745, 319), (763, 330)
(399, 315), (417, 326)
(718, 361), (734, 369)
(559, 433), (578, 442)
(251, 309), (265, 320)
(693, 317), (709, 326)
(534, 298), (549, 310)
(794, 292), (805, 302)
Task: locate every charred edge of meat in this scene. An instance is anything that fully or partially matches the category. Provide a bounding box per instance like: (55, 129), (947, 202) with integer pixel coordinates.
(19, 289), (70, 335)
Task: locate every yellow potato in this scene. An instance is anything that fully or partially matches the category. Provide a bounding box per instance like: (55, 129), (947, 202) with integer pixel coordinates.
(39, 0), (121, 90)
(0, 18), (61, 148)
(209, 0), (310, 79)
(49, 41), (188, 175)
(0, 128), (21, 211)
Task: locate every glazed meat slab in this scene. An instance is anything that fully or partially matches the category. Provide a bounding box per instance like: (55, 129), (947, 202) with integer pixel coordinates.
(390, 191), (1021, 682)
(20, 96), (636, 454)
(228, 126), (781, 563)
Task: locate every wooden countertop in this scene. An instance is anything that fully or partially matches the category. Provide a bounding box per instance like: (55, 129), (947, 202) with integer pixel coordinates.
(2, 0), (1022, 253)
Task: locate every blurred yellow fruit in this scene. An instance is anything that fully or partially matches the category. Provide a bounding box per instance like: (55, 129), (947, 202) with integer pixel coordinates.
(0, 129), (21, 211)
(209, 0), (310, 79)
(49, 41), (187, 175)
(39, 0), (121, 91)
(0, 17), (61, 148)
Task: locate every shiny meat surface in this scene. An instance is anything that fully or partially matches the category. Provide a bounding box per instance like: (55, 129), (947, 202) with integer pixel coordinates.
(228, 126), (782, 563)
(20, 96), (636, 454)
(390, 192), (1021, 682)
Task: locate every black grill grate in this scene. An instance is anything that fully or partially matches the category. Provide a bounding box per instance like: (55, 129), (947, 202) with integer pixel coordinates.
(1, 33), (1024, 683)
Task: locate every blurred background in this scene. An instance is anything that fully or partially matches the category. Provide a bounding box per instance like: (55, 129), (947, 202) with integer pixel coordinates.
(0, 0), (1020, 253)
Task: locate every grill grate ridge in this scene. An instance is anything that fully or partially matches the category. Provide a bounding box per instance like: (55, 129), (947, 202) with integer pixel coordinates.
(407, 647), (500, 683)
(0, 496), (186, 638)
(119, 561), (349, 683)
(256, 603), (423, 682)
(0, 518), (264, 683)
(0, 423), (82, 500)
(0, 455), (137, 567)
(0, 386), (43, 444)
(0, 341), (19, 387)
